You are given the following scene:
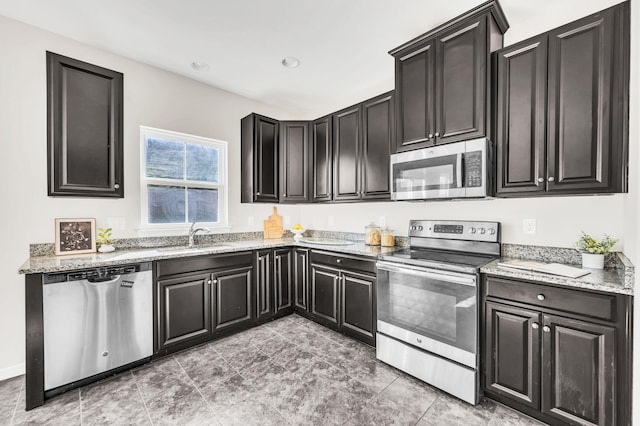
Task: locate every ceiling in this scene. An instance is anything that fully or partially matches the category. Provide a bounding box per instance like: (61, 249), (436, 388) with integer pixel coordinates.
(0, 0), (623, 117)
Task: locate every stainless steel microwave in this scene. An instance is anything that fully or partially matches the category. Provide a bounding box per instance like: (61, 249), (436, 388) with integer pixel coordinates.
(390, 138), (491, 201)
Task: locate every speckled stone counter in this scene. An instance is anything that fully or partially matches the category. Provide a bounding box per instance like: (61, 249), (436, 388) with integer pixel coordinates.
(19, 238), (399, 275)
(481, 256), (633, 296)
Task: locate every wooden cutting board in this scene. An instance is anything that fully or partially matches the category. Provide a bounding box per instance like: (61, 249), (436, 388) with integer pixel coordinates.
(263, 206), (284, 239)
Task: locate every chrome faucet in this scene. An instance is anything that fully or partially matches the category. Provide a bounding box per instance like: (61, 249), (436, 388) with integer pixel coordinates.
(188, 222), (210, 248)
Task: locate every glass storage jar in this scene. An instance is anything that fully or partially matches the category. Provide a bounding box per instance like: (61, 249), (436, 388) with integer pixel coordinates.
(365, 223), (381, 246)
(381, 227), (395, 247)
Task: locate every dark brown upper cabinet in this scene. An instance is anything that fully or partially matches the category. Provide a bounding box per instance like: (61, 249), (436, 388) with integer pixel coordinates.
(390, 1), (508, 153)
(496, 2), (630, 196)
(47, 52), (123, 197)
(279, 121), (310, 203)
(241, 113), (279, 203)
(311, 115), (333, 202)
(361, 92), (394, 200)
(333, 91), (394, 202)
(332, 105), (361, 201)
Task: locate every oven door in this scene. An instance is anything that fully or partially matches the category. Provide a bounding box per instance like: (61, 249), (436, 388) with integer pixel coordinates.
(390, 142), (465, 200)
(376, 261), (478, 368)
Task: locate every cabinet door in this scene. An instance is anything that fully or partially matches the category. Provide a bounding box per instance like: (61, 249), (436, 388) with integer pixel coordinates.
(333, 105), (362, 201)
(310, 264), (340, 325)
(312, 115), (333, 202)
(495, 36), (548, 195)
(157, 273), (212, 351)
(212, 266), (252, 332)
(255, 250), (274, 320)
(294, 249), (309, 311)
(541, 315), (616, 426)
(361, 92), (394, 200)
(546, 8), (620, 193)
(394, 40), (436, 152)
(274, 248), (293, 313)
(280, 121), (309, 203)
(434, 16), (487, 145)
(255, 116), (279, 202)
(47, 52), (123, 197)
(484, 302), (541, 410)
(340, 270), (375, 345)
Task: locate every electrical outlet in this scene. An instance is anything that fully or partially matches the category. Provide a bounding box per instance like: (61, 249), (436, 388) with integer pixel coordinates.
(523, 219), (537, 235)
(328, 215), (334, 226)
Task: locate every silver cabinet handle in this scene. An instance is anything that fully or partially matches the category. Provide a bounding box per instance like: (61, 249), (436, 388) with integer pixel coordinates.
(336, 259), (342, 264)
(548, 177), (555, 182)
(537, 294), (545, 301)
(114, 183), (120, 189)
(256, 192), (261, 195)
(213, 279), (218, 284)
(207, 280), (212, 285)
(435, 132), (440, 137)
(537, 178), (544, 183)
(283, 193), (286, 197)
(531, 323), (539, 330)
(428, 133), (433, 138)
(543, 326), (551, 333)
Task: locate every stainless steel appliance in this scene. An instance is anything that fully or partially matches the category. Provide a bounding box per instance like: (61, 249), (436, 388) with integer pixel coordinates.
(42, 262), (153, 391)
(390, 138), (491, 200)
(376, 220), (500, 404)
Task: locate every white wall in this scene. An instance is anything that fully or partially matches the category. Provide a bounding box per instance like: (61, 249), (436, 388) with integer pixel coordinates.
(0, 15), (304, 378)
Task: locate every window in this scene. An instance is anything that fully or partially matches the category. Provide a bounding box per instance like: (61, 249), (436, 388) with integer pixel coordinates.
(140, 126), (227, 230)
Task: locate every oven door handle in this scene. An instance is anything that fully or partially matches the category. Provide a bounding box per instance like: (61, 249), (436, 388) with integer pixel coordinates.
(376, 261), (476, 287)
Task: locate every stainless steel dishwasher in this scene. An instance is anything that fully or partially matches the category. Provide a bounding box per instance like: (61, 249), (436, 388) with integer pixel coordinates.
(42, 262), (153, 391)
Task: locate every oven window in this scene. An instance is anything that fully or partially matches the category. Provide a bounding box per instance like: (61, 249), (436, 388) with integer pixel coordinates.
(393, 154), (459, 192)
(377, 267), (476, 353)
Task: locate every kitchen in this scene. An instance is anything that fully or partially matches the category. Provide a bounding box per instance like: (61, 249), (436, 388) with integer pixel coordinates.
(0, 0), (638, 425)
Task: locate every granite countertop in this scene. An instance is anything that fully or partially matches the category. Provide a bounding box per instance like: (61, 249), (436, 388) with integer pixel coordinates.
(481, 258), (633, 296)
(18, 239), (398, 275)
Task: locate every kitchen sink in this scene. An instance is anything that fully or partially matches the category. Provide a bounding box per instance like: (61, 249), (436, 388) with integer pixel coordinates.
(158, 244), (232, 255)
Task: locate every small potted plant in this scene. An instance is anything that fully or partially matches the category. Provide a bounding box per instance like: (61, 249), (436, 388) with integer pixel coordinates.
(97, 227), (116, 253)
(575, 231), (617, 269)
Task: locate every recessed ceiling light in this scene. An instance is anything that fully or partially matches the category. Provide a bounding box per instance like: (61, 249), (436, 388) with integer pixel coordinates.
(281, 57), (301, 68)
(190, 61), (210, 71)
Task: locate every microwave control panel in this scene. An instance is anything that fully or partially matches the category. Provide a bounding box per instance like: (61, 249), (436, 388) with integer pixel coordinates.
(464, 151), (483, 188)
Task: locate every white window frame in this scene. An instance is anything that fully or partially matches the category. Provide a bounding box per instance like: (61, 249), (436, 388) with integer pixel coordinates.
(139, 126), (228, 235)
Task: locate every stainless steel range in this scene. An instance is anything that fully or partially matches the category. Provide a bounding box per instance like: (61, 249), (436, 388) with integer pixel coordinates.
(376, 219), (500, 405)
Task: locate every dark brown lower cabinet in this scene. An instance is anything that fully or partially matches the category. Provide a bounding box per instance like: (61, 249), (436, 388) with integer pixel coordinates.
(310, 251), (376, 345)
(294, 248), (309, 313)
(483, 275), (631, 426)
(212, 266), (253, 332)
(310, 264), (340, 325)
(255, 250), (274, 321)
(157, 273), (212, 352)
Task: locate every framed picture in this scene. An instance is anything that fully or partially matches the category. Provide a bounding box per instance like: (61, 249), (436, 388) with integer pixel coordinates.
(54, 218), (96, 255)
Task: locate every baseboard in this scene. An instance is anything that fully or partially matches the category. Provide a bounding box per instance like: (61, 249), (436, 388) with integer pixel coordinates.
(0, 363), (25, 381)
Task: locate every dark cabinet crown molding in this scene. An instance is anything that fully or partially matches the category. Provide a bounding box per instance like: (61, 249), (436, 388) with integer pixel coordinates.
(47, 51), (124, 198)
(388, 0), (509, 56)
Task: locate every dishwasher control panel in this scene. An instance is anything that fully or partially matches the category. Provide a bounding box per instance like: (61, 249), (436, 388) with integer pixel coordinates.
(44, 262), (151, 284)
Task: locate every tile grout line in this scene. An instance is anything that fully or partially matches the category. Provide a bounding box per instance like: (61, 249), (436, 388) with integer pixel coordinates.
(9, 379), (24, 425)
(174, 355), (225, 426)
(131, 368), (156, 426)
(78, 388), (83, 425)
(414, 394), (441, 426)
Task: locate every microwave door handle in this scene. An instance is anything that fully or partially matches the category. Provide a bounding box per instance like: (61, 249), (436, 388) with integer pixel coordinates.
(457, 153), (464, 188)
(376, 262), (476, 287)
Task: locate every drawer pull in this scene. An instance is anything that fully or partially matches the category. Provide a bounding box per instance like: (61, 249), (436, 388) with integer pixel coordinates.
(337, 259), (342, 264)
(531, 323), (539, 330)
(543, 326), (551, 333)
(537, 294), (545, 301)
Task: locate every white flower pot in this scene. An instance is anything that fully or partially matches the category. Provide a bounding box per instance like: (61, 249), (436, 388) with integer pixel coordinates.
(98, 244), (115, 253)
(581, 253), (604, 269)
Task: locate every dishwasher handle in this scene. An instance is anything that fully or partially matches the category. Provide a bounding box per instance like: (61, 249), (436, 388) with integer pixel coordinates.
(87, 275), (121, 284)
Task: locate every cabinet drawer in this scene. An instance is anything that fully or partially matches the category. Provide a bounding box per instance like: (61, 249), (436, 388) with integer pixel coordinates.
(485, 276), (616, 322)
(310, 251), (376, 275)
(156, 252), (253, 278)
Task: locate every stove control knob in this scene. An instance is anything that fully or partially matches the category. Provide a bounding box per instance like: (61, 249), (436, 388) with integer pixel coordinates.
(488, 228), (496, 235)
(418, 226), (423, 231)
(469, 227), (477, 234)
(479, 228), (486, 235)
